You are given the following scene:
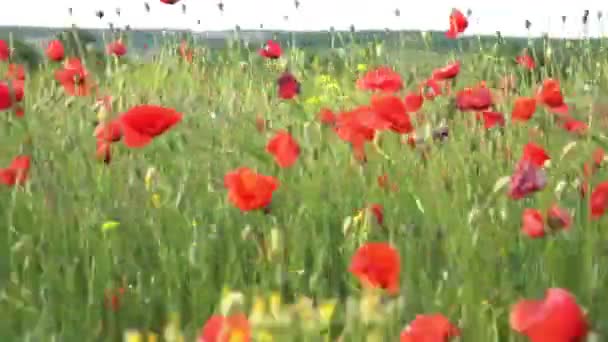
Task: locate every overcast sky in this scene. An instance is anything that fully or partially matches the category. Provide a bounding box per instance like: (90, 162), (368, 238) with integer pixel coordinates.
(1, 0), (607, 38)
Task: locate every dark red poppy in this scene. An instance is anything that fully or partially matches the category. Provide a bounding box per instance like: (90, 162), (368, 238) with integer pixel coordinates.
(277, 72), (300, 100)
(107, 40), (127, 57)
(446, 9), (468, 39)
(118, 105), (182, 148)
(266, 130), (300, 168)
(160, 0), (181, 4)
(370, 94), (414, 134)
(224, 167), (280, 211)
(538, 79), (569, 114)
(512, 97), (537, 122)
(521, 208), (545, 238)
(0, 81), (24, 110)
(6, 64), (25, 81)
(432, 61), (460, 80)
(368, 204), (384, 225)
(590, 181), (608, 219)
(547, 204), (572, 231)
(0, 155), (31, 186)
(198, 314), (251, 342)
(510, 288), (588, 342)
(522, 142), (550, 168)
(508, 159), (547, 200)
(400, 314), (460, 342)
(349, 242), (400, 294)
(55, 58), (92, 97)
(516, 54), (536, 70)
(0, 40), (9, 61)
(478, 111), (505, 129)
(456, 86), (493, 111)
(356, 66), (403, 93)
(404, 91), (424, 112)
(46, 40), (65, 61)
(258, 40), (281, 59)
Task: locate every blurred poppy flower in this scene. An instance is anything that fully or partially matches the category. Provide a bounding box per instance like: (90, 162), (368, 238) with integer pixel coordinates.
(378, 173), (398, 192)
(0, 155), (31, 186)
(0, 40), (9, 61)
(0, 81), (24, 110)
(446, 9), (468, 39)
(512, 97), (537, 122)
(400, 314), (460, 342)
(521, 208), (545, 238)
(198, 314), (251, 342)
(508, 159), (547, 200)
(179, 41), (194, 63)
(160, 0), (181, 4)
(522, 142), (550, 168)
(349, 242), (400, 294)
(357, 66), (403, 93)
(510, 288), (588, 342)
(107, 40), (127, 57)
(561, 118), (588, 135)
(104, 287), (126, 312)
(55, 58), (92, 96)
(370, 94), (414, 134)
(547, 204), (572, 231)
(224, 167), (279, 211)
(118, 105), (182, 148)
(318, 108), (336, 126)
(258, 40), (281, 59)
(334, 106), (377, 161)
(94, 120), (122, 143)
(96, 141), (112, 164)
(456, 86), (493, 111)
(432, 61), (460, 80)
(277, 72), (300, 99)
(46, 40), (65, 61)
(404, 91), (424, 112)
(516, 53), (536, 70)
(266, 130), (300, 168)
(6, 64), (25, 80)
(421, 78), (443, 100)
(590, 181), (608, 219)
(538, 79), (569, 115)
(478, 111), (505, 129)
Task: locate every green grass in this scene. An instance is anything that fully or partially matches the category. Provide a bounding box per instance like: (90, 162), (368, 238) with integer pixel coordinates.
(1, 30), (608, 341)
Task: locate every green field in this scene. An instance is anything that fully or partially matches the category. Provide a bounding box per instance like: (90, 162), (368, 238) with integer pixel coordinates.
(1, 24), (608, 341)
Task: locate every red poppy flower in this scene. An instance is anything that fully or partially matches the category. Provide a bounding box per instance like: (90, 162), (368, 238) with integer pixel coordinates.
(356, 66), (403, 93)
(55, 58), (92, 97)
(521, 143), (550, 168)
(0, 155), (31, 186)
(258, 40), (281, 59)
(334, 106), (377, 161)
(318, 108), (336, 126)
(349, 242), (400, 294)
(590, 181), (608, 219)
(0, 40), (9, 61)
(400, 314), (460, 342)
(516, 54), (536, 70)
(118, 105), (182, 148)
(198, 314), (251, 342)
(0, 81), (24, 110)
(266, 130), (300, 168)
(446, 9), (468, 39)
(94, 120), (123, 143)
(508, 159), (547, 200)
(368, 203), (384, 225)
(561, 119), (588, 135)
(179, 41), (194, 63)
(404, 91), (424, 112)
(421, 78), (443, 100)
(547, 204), (572, 231)
(510, 288), (588, 342)
(478, 111), (505, 129)
(46, 40), (65, 61)
(107, 40), (127, 57)
(456, 86), (493, 111)
(521, 208), (545, 238)
(224, 167), (279, 211)
(370, 94), (413, 134)
(96, 141), (112, 164)
(277, 72), (300, 100)
(512, 97), (537, 122)
(432, 61), (460, 80)
(160, 0), (181, 4)
(378, 173), (398, 192)
(6, 64), (25, 81)
(538, 79), (569, 114)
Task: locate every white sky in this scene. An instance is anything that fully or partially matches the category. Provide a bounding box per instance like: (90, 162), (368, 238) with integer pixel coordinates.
(0, 0), (607, 38)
